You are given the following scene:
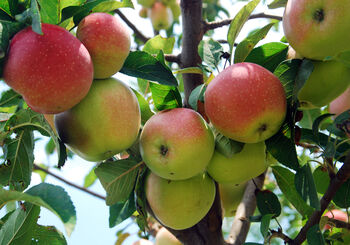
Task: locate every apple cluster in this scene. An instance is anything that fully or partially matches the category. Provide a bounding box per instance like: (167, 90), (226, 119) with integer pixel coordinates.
(137, 0), (180, 31)
(3, 13), (142, 162)
(142, 62), (287, 230)
(283, 0), (350, 109)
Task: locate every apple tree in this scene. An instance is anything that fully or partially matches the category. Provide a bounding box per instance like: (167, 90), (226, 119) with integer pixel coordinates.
(1, 0), (350, 244)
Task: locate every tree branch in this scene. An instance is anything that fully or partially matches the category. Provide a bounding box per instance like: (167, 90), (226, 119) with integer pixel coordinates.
(203, 13), (282, 32)
(114, 9), (150, 43)
(291, 151), (350, 244)
(327, 218), (350, 230)
(269, 229), (293, 244)
(33, 163), (106, 201)
(227, 172), (266, 244)
(164, 53), (182, 64)
(180, 0), (204, 106)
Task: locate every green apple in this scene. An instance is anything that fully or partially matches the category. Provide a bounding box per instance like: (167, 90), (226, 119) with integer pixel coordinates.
(207, 142), (267, 184)
(140, 108), (215, 180)
(55, 78), (141, 162)
(204, 62), (287, 143)
(3, 23), (93, 114)
(329, 87), (350, 116)
(219, 182), (246, 217)
(155, 227), (182, 245)
(137, 0), (156, 8)
(298, 60), (350, 109)
(149, 2), (173, 31)
(283, 0), (350, 60)
(169, 0), (180, 21)
(77, 13), (131, 79)
(146, 172), (215, 230)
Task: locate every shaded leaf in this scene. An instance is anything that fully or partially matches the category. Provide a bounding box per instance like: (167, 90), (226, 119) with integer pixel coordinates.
(313, 167), (330, 195)
(188, 84), (206, 111)
(268, 0), (287, 9)
(31, 225), (67, 245)
(260, 213), (274, 238)
(198, 39), (223, 70)
(149, 83), (182, 111)
(109, 192), (136, 228)
(256, 190), (281, 217)
(95, 159), (142, 206)
(333, 178), (350, 208)
(307, 224), (326, 245)
(131, 89), (154, 125)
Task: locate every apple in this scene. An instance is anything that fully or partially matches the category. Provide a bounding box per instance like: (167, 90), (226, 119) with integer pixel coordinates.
(283, 0), (350, 60)
(329, 87), (350, 116)
(219, 182), (247, 217)
(323, 209), (348, 230)
(77, 13), (131, 79)
(145, 172), (216, 230)
(137, 0), (156, 8)
(169, 0), (181, 21)
(133, 239), (154, 245)
(3, 23), (93, 114)
(207, 142), (267, 184)
(149, 2), (173, 31)
(155, 227), (182, 245)
(286, 46), (303, 60)
(139, 7), (149, 18)
(55, 77), (141, 162)
(298, 60), (350, 109)
(139, 108), (215, 180)
(204, 62), (287, 143)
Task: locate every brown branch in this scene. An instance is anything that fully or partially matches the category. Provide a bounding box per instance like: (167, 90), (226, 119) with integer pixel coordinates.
(180, 0), (204, 106)
(203, 13), (282, 32)
(291, 151), (350, 244)
(33, 163), (106, 201)
(114, 9), (150, 43)
(328, 218), (350, 230)
(165, 54), (182, 64)
(269, 229), (293, 244)
(227, 172), (266, 244)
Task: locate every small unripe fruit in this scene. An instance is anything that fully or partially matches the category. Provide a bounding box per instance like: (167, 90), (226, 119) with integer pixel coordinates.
(149, 2), (173, 31)
(139, 7), (149, 18)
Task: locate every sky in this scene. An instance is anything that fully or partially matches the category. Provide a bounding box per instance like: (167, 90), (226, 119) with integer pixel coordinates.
(0, 1), (285, 244)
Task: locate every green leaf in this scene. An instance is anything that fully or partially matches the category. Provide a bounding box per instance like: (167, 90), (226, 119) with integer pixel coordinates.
(245, 42), (288, 72)
(307, 224), (326, 245)
(256, 190), (281, 218)
(60, 0), (85, 9)
(292, 59), (314, 102)
(143, 35), (175, 55)
(227, 0), (260, 57)
(0, 203), (40, 245)
(298, 109), (321, 129)
(31, 225), (67, 245)
(95, 159), (142, 206)
(0, 185), (76, 236)
(268, 0), (287, 9)
(0, 130), (34, 190)
(260, 213), (273, 238)
(134, 168), (148, 232)
(109, 192), (136, 228)
(327, 110), (350, 137)
(295, 163), (320, 210)
(188, 84), (206, 111)
(26, 183), (76, 236)
(83, 166), (97, 188)
(37, 0), (60, 24)
(312, 113), (334, 144)
(272, 165), (314, 218)
(0, 0), (18, 17)
(313, 167), (330, 195)
(149, 83), (182, 111)
(131, 89), (154, 125)
(266, 130), (299, 170)
(120, 51), (178, 86)
(198, 39), (223, 70)
(91, 0), (134, 12)
(234, 22), (276, 63)
(333, 178), (350, 208)
(213, 128), (244, 158)
(0, 89), (22, 109)
(15, 0), (42, 34)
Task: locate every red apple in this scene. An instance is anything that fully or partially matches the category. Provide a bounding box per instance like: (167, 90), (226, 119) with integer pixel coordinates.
(55, 78), (141, 162)
(204, 62), (287, 143)
(329, 87), (350, 117)
(283, 0), (350, 60)
(323, 209), (348, 230)
(140, 108), (215, 180)
(3, 23), (93, 114)
(77, 13), (131, 79)
(149, 2), (173, 31)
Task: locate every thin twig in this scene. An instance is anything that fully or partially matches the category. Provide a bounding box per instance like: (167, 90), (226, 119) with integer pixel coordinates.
(269, 229), (293, 244)
(327, 218), (350, 230)
(291, 151), (350, 244)
(33, 163), (106, 201)
(114, 9), (149, 43)
(203, 12), (282, 32)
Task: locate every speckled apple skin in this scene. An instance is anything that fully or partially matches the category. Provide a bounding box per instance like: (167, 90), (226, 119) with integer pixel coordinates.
(283, 0), (350, 60)
(330, 87), (350, 116)
(77, 13), (131, 79)
(55, 78), (141, 162)
(205, 63), (286, 143)
(140, 108), (215, 180)
(146, 172), (215, 230)
(3, 23), (93, 114)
